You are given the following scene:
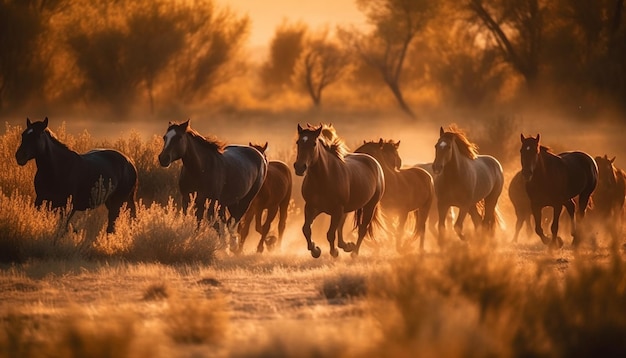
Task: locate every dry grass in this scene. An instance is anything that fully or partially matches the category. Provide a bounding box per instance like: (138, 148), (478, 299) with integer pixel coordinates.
(1, 117), (626, 357)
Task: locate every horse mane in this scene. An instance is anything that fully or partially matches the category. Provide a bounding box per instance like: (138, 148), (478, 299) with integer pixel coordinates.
(442, 126), (478, 160)
(315, 123), (349, 159)
(186, 127), (226, 153)
(44, 128), (71, 151)
(539, 145), (553, 153)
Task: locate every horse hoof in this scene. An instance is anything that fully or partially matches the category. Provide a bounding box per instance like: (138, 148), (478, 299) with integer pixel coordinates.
(556, 236), (564, 248)
(350, 251), (359, 258)
(342, 242), (356, 252)
(266, 236), (277, 247)
(256, 246), (264, 254)
(330, 249), (339, 258)
(311, 246), (321, 258)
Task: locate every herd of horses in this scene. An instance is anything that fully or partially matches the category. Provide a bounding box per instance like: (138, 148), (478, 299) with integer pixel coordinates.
(14, 117), (626, 257)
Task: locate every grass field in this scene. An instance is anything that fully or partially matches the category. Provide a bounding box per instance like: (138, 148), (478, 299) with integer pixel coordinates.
(1, 117), (625, 357)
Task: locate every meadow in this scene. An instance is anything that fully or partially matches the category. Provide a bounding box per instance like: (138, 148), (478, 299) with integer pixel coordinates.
(1, 116), (625, 357)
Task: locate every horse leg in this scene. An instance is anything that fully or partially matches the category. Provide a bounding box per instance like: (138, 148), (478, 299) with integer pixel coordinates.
(336, 213), (352, 252)
(238, 208), (254, 254)
(454, 207), (469, 241)
(352, 201), (378, 258)
(395, 211), (409, 252)
(549, 205), (564, 249)
(275, 197), (289, 250)
(512, 208), (524, 243)
(415, 208), (428, 251)
(258, 207), (278, 253)
(104, 201), (121, 234)
(563, 199), (579, 248)
(437, 202), (450, 247)
(531, 204), (550, 245)
(303, 203), (322, 258)
(326, 210), (344, 258)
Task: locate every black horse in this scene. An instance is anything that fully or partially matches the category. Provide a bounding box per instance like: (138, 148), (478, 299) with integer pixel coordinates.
(157, 120), (267, 253)
(15, 117), (137, 233)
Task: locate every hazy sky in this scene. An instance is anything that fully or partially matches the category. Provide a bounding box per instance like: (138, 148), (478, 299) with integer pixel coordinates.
(226, 0), (367, 47)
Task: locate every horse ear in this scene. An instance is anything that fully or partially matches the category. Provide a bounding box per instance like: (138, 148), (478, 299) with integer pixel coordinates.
(26, 117), (32, 127)
(248, 142), (253, 146)
(263, 142), (268, 151)
(378, 138), (384, 145)
(363, 140), (367, 144)
(43, 117), (48, 127)
(536, 133), (540, 141)
(313, 126), (323, 137)
(297, 123), (303, 133)
(440, 127), (445, 137)
(395, 140), (400, 148)
(610, 156), (616, 163)
(520, 133), (525, 142)
(182, 119), (190, 130)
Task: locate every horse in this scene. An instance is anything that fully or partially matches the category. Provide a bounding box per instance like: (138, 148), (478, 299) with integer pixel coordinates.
(355, 139), (433, 251)
(238, 142), (292, 253)
(157, 120), (267, 253)
(432, 126), (504, 243)
(509, 170), (533, 243)
(293, 123), (385, 258)
(519, 134), (597, 248)
(15, 117), (137, 234)
(590, 155), (626, 243)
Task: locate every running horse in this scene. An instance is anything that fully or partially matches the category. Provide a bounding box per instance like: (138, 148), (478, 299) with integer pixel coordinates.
(590, 155), (625, 242)
(158, 120), (267, 253)
(519, 134), (597, 248)
(238, 142), (292, 253)
(294, 124), (385, 258)
(355, 139), (433, 251)
(15, 117), (137, 234)
(432, 126), (504, 243)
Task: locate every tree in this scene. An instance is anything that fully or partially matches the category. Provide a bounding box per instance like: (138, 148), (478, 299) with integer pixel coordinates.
(260, 21), (307, 91)
(343, 0), (438, 118)
(466, 0), (545, 88)
(297, 31), (350, 107)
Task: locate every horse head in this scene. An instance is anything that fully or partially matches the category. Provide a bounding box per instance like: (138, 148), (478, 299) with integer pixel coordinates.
(520, 133), (541, 181)
(15, 117), (49, 166)
(158, 120), (190, 167)
(595, 154), (617, 186)
(294, 124), (322, 176)
(433, 127), (453, 175)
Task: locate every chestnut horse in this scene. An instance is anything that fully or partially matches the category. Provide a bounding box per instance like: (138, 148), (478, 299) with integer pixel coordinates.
(239, 142), (292, 253)
(591, 155), (625, 242)
(519, 134), (597, 248)
(294, 124), (385, 258)
(355, 139), (433, 251)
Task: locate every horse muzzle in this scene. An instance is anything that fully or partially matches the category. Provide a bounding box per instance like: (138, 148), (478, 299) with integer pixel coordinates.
(158, 153), (172, 168)
(294, 162), (306, 176)
(15, 151), (30, 166)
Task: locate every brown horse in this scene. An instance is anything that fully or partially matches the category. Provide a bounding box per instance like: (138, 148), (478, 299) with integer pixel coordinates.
(355, 139), (433, 251)
(433, 126), (504, 243)
(238, 142), (292, 253)
(590, 155), (626, 242)
(509, 170), (533, 243)
(519, 134), (597, 248)
(294, 124), (385, 258)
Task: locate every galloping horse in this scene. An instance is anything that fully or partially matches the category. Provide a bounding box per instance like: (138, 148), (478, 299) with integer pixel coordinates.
(509, 170), (533, 243)
(294, 124), (385, 258)
(590, 155), (625, 241)
(158, 120), (267, 253)
(355, 139), (433, 251)
(15, 117), (137, 234)
(519, 134), (597, 248)
(432, 126), (504, 243)
(238, 142), (292, 253)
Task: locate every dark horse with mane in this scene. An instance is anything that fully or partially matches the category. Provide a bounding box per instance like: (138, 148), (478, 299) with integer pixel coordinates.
(355, 139), (433, 251)
(294, 124), (385, 258)
(433, 126), (504, 243)
(15, 117), (137, 234)
(590, 155), (625, 242)
(158, 120), (267, 253)
(519, 134), (597, 248)
(238, 142), (292, 253)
